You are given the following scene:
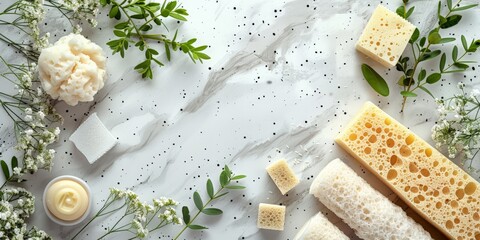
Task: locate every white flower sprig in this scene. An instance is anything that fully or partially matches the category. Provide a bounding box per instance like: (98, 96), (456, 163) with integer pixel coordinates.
(0, 57), (62, 180)
(71, 188), (182, 240)
(0, 187), (51, 239)
(432, 82), (480, 175)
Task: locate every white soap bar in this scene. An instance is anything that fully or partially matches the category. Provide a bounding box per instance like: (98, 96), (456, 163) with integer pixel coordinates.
(310, 159), (432, 240)
(294, 212), (348, 240)
(69, 113), (117, 164)
(356, 4), (416, 68)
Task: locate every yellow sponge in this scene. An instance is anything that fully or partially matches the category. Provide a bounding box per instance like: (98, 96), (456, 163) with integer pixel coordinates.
(257, 203), (286, 231)
(266, 159), (299, 195)
(356, 5), (416, 68)
(335, 102), (480, 240)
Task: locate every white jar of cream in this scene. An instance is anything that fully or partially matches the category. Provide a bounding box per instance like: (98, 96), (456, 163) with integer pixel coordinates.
(43, 175), (92, 226)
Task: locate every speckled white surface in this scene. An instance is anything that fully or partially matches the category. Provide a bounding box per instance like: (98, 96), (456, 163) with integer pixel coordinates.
(1, 0), (480, 239)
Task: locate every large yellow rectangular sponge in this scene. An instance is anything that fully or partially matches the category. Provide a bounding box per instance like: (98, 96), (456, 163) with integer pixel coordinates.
(335, 102), (480, 240)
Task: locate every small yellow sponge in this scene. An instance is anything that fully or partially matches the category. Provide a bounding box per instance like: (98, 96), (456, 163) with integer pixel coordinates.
(257, 203), (286, 231)
(356, 5), (416, 68)
(336, 102), (480, 240)
(266, 159), (299, 194)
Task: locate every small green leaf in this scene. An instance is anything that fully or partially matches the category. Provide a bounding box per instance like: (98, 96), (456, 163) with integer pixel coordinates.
(206, 179), (214, 199)
(182, 206), (190, 224)
(396, 6), (405, 18)
(114, 22), (129, 29)
(420, 37), (426, 47)
(188, 225), (208, 230)
(454, 62), (469, 69)
(409, 28), (420, 43)
(109, 6), (119, 19)
(11, 156), (18, 170)
(224, 165), (232, 178)
(214, 192), (229, 199)
(419, 50), (441, 62)
(225, 185), (246, 189)
(406, 7), (415, 19)
(202, 208), (223, 215)
(403, 77), (414, 86)
(400, 91), (417, 97)
(419, 86), (435, 98)
(428, 31), (441, 44)
(165, 43), (171, 61)
(426, 73), (442, 84)
(461, 35), (468, 51)
(440, 53), (446, 71)
(438, 37), (455, 44)
(447, 0), (452, 10)
(452, 45), (458, 61)
(440, 15), (462, 29)
(361, 64), (389, 97)
(195, 52), (210, 60)
(170, 12), (188, 21)
(113, 30), (126, 37)
(231, 175), (246, 180)
(193, 191), (203, 211)
(451, 4), (478, 12)
(219, 171), (228, 187)
(1, 160), (10, 179)
(418, 69), (426, 81)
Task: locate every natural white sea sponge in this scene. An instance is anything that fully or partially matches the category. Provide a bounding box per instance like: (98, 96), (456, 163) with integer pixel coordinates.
(266, 159), (300, 195)
(38, 33), (106, 106)
(310, 159), (432, 240)
(294, 212), (348, 240)
(257, 203), (286, 231)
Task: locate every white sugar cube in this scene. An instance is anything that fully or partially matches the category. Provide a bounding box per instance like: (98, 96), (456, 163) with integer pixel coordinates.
(69, 113), (117, 164)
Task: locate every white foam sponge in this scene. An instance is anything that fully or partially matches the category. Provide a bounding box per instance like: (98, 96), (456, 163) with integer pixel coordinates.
(257, 203), (286, 231)
(294, 212), (348, 240)
(310, 159), (432, 240)
(69, 113), (117, 164)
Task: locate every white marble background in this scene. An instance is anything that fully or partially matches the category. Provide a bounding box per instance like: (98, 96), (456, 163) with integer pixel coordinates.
(1, 0), (480, 239)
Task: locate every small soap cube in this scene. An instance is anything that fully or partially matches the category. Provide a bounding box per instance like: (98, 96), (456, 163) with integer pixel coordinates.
(266, 159), (299, 194)
(257, 203), (286, 231)
(69, 113), (117, 164)
(356, 5), (416, 68)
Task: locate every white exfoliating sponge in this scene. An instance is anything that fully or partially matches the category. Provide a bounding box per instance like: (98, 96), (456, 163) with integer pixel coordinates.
(310, 159), (432, 240)
(69, 113), (117, 164)
(293, 212), (349, 240)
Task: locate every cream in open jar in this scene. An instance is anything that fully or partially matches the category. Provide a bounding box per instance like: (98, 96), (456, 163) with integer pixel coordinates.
(43, 176), (91, 225)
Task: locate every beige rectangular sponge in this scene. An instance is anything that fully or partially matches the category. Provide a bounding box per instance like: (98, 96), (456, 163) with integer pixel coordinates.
(356, 4), (416, 68)
(266, 159), (299, 195)
(257, 203), (286, 231)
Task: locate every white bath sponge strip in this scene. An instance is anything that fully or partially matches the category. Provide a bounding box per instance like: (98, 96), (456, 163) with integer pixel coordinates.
(310, 159), (432, 240)
(294, 212), (348, 240)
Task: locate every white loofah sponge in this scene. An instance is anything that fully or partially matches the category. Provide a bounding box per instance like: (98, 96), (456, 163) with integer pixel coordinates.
(310, 159), (432, 240)
(293, 212), (348, 240)
(38, 33), (106, 106)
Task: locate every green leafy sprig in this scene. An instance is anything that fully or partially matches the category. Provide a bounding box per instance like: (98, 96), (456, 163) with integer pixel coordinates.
(173, 165), (246, 240)
(362, 0), (479, 112)
(101, 0), (210, 79)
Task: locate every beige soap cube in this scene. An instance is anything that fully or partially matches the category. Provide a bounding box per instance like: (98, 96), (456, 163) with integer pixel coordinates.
(356, 5), (416, 68)
(257, 203), (286, 231)
(266, 159), (299, 194)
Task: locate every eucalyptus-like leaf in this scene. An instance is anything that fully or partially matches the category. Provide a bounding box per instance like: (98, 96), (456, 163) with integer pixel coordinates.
(225, 185), (246, 190)
(361, 64), (389, 97)
(182, 206), (191, 224)
(219, 171), (228, 187)
(461, 35), (468, 51)
(202, 208), (223, 215)
(406, 7), (415, 19)
(428, 31), (441, 44)
(427, 73), (442, 84)
(440, 15), (462, 29)
(1, 160), (10, 179)
(418, 69), (426, 81)
(11, 156), (18, 170)
(231, 175), (246, 180)
(419, 50), (441, 62)
(440, 53), (446, 72)
(206, 179), (214, 199)
(188, 225), (208, 230)
(400, 91), (417, 97)
(452, 4), (478, 12)
(193, 191), (203, 211)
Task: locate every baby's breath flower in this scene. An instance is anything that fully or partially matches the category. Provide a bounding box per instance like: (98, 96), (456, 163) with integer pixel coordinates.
(432, 83), (480, 175)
